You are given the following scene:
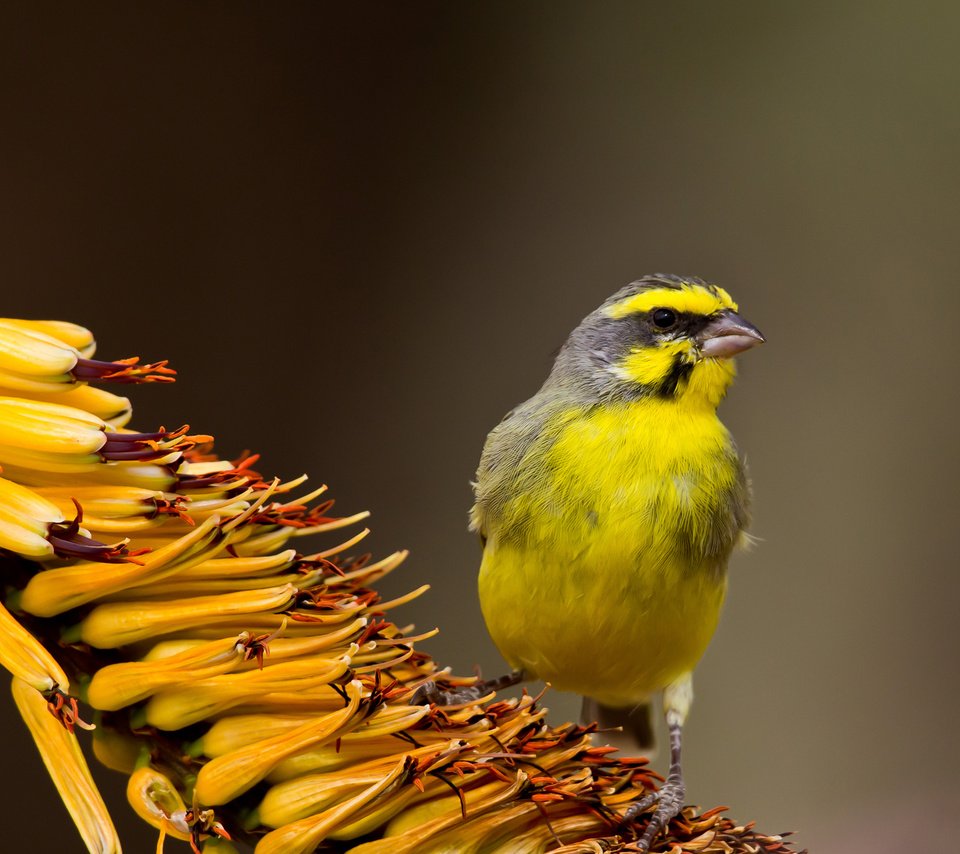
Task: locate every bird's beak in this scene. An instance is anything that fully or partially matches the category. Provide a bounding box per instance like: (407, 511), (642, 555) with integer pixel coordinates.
(697, 310), (766, 358)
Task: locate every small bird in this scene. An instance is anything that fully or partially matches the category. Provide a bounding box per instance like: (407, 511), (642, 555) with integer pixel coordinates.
(470, 274), (764, 850)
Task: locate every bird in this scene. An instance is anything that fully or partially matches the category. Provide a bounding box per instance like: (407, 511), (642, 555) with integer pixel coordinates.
(469, 274), (764, 851)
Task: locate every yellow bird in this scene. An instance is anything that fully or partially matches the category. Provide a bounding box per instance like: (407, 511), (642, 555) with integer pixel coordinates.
(470, 274), (764, 849)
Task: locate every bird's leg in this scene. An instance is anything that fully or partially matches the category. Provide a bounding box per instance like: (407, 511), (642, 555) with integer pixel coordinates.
(410, 669), (525, 706)
(621, 673), (692, 852)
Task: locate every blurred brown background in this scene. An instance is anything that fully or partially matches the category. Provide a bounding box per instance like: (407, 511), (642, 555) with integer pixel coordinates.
(1, 2), (958, 851)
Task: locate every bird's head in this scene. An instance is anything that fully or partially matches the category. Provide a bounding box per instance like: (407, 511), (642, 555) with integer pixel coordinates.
(552, 274), (765, 409)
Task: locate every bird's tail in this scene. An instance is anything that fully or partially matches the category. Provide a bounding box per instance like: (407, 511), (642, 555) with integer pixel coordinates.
(581, 697), (656, 757)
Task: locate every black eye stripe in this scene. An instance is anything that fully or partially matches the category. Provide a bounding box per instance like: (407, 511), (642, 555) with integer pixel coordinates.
(631, 309), (712, 338)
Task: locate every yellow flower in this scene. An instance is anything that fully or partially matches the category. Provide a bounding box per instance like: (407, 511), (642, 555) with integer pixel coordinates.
(11, 677), (120, 853)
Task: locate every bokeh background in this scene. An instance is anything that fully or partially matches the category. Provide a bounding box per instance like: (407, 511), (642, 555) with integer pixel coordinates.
(2, 3), (959, 851)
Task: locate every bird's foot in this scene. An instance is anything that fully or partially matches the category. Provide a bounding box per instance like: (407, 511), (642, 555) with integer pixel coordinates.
(620, 773), (685, 852)
(409, 669), (524, 706)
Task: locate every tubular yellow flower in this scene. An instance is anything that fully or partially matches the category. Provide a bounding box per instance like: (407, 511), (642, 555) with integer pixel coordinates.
(180, 547), (299, 580)
(0, 318), (174, 392)
(263, 703), (434, 783)
(0, 486), (62, 559)
(256, 768), (385, 829)
(76, 582), (299, 648)
(0, 397), (108, 456)
(255, 740), (455, 828)
(0, 598), (70, 693)
(86, 633), (247, 711)
(194, 679), (363, 805)
(126, 766), (230, 851)
(0, 398), (199, 475)
(0, 318), (97, 356)
(0, 475), (136, 562)
(125, 766), (191, 840)
(351, 772), (529, 854)
(34, 484), (184, 523)
(11, 677), (120, 853)
(0, 473), (70, 524)
(120, 564), (324, 600)
(19, 514), (224, 617)
(0, 323), (89, 382)
(187, 712), (316, 759)
(143, 650), (355, 730)
(0, 459), (179, 492)
(0, 383), (133, 427)
(201, 690), (346, 718)
(254, 758), (412, 854)
(236, 617), (369, 662)
(258, 735), (416, 781)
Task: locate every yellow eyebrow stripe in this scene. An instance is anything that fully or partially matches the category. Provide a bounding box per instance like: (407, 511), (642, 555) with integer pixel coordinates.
(605, 284), (737, 319)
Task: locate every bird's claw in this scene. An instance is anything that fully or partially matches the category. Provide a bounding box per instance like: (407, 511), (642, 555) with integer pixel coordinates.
(409, 679), (477, 706)
(620, 775), (685, 852)
(409, 670), (524, 706)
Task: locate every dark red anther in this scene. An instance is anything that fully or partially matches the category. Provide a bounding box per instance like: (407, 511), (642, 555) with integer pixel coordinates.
(177, 469), (242, 491)
(358, 618), (389, 645)
(177, 453), (265, 492)
(99, 425), (193, 462)
(47, 499), (148, 564)
(43, 687), (94, 733)
(295, 555), (345, 577)
(285, 611), (329, 623)
(232, 451), (262, 473)
(72, 356), (176, 384)
(340, 552), (372, 572)
(183, 804), (231, 854)
(239, 632), (276, 670)
(353, 589), (381, 608)
(252, 497), (338, 529)
(152, 495), (194, 525)
(295, 589), (349, 611)
(697, 805), (729, 821)
(182, 441), (218, 463)
(230, 452), (270, 488)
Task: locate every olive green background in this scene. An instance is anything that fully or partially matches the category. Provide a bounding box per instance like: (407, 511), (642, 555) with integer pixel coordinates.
(2, 3), (958, 851)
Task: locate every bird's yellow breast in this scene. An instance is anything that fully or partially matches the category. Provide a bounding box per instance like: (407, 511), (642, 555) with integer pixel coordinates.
(477, 400), (744, 705)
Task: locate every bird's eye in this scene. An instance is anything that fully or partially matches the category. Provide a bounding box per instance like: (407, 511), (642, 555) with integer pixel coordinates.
(652, 308), (677, 329)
